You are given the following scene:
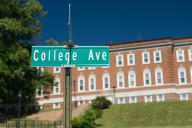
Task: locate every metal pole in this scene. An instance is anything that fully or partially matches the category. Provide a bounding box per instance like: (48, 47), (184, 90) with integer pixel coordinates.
(63, 68), (66, 128)
(69, 68), (72, 128)
(18, 98), (20, 128)
(74, 83), (76, 108)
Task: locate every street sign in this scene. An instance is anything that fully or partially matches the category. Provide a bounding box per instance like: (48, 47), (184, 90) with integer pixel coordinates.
(30, 46), (109, 67)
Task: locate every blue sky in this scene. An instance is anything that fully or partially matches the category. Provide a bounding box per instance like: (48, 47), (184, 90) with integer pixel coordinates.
(37, 0), (192, 46)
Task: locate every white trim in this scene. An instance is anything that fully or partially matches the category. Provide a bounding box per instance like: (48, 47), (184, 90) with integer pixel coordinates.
(178, 70), (187, 85)
(145, 95), (152, 102)
(128, 74), (136, 87)
(118, 97), (125, 104)
(127, 54), (135, 66)
(117, 72), (124, 88)
(36, 86), (43, 97)
(157, 94), (164, 102)
(103, 74), (110, 90)
(155, 71), (163, 85)
(37, 67), (43, 74)
(78, 100), (85, 106)
(173, 41), (192, 46)
(102, 66), (110, 68)
(89, 75), (96, 91)
(129, 97), (137, 103)
(88, 67), (96, 70)
(116, 55), (124, 67)
(54, 67), (61, 73)
(78, 67), (85, 71)
(53, 103), (60, 108)
(188, 49), (192, 61)
(143, 72), (151, 86)
(142, 52), (150, 64)
(78, 77), (85, 92)
(153, 51), (162, 63)
(180, 94), (188, 100)
(176, 50), (185, 62)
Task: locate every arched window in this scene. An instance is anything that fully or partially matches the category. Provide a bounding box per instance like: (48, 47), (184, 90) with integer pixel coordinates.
(143, 69), (151, 86)
(155, 67), (163, 85)
(54, 77), (60, 94)
(128, 70), (136, 87)
(78, 75), (85, 92)
(178, 67), (186, 84)
(117, 71), (124, 88)
(103, 73), (110, 90)
(89, 74), (96, 91)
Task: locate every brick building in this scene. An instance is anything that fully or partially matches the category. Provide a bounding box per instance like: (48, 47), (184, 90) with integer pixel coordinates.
(2, 36), (192, 111)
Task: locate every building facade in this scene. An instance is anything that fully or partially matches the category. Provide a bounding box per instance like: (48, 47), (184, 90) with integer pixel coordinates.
(2, 36), (192, 111)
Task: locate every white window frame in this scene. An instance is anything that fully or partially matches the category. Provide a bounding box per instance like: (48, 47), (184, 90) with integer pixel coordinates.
(36, 105), (42, 110)
(78, 79), (85, 92)
(128, 74), (136, 87)
(88, 67), (96, 70)
(157, 94), (164, 102)
(127, 54), (135, 66)
(180, 94), (188, 100)
(129, 97), (137, 103)
(155, 71), (163, 85)
(53, 103), (60, 108)
(89, 77), (96, 91)
(78, 100), (85, 106)
(78, 67), (85, 71)
(178, 70), (187, 84)
(145, 95), (152, 102)
(117, 74), (124, 88)
(54, 82), (60, 94)
(143, 72), (151, 86)
(118, 97), (125, 104)
(176, 50), (185, 62)
(37, 67), (43, 74)
(153, 51), (162, 63)
(54, 67), (61, 73)
(36, 86), (43, 96)
(142, 52), (150, 64)
(188, 49), (192, 61)
(103, 76), (110, 90)
(116, 55), (124, 67)
(89, 100), (94, 103)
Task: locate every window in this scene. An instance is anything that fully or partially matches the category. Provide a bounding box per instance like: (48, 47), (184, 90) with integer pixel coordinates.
(103, 73), (110, 90)
(88, 67), (95, 70)
(89, 100), (93, 103)
(179, 71), (186, 84)
(117, 71), (124, 88)
(54, 67), (61, 73)
(155, 68), (163, 85)
(129, 97), (137, 103)
(37, 67), (43, 74)
(36, 105), (42, 110)
(78, 75), (85, 92)
(116, 55), (124, 67)
(157, 94), (164, 102)
(142, 52), (150, 64)
(180, 94), (188, 100)
(25, 106), (32, 110)
(144, 73), (151, 86)
(127, 54), (135, 65)
(78, 67), (85, 71)
(78, 101), (85, 105)
(89, 74), (96, 91)
(128, 70), (136, 87)
(118, 98), (125, 104)
(154, 51), (161, 63)
(53, 103), (60, 108)
(176, 50), (185, 62)
(36, 87), (43, 96)
(54, 82), (60, 94)
(145, 95), (152, 102)
(188, 49), (192, 61)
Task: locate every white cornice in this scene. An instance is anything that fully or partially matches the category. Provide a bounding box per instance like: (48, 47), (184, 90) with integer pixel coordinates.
(173, 41), (192, 46)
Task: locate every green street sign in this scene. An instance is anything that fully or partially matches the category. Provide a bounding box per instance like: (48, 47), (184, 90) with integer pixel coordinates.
(30, 46), (109, 67)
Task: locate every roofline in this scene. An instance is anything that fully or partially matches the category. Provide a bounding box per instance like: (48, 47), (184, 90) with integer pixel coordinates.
(172, 36), (192, 40)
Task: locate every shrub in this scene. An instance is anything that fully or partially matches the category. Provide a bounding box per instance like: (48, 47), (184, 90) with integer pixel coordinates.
(94, 109), (103, 119)
(72, 117), (82, 128)
(81, 108), (95, 128)
(92, 96), (112, 110)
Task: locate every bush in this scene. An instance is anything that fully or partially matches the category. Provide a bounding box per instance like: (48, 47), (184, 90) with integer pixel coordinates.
(81, 108), (95, 128)
(92, 96), (112, 110)
(94, 109), (103, 119)
(72, 117), (82, 128)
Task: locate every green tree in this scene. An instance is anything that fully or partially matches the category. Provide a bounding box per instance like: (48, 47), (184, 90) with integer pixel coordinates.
(45, 38), (67, 46)
(0, 0), (57, 105)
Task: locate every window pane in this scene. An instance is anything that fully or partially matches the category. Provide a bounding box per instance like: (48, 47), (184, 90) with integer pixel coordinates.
(129, 55), (133, 59)
(120, 98), (123, 103)
(118, 56), (122, 65)
(56, 88), (59, 92)
(131, 97), (135, 102)
(80, 80), (83, 86)
(90, 79), (94, 89)
(145, 74), (149, 79)
(130, 60), (133, 64)
(130, 75), (134, 86)
(180, 72), (185, 83)
(119, 76), (122, 81)
(158, 95), (163, 100)
(80, 86), (83, 90)
(56, 67), (59, 71)
(157, 72), (161, 84)
(91, 85), (94, 89)
(178, 51), (183, 60)
(182, 94), (186, 99)
(55, 103), (58, 107)
(146, 96), (151, 101)
(80, 101), (83, 104)
(119, 82), (123, 87)
(105, 77), (108, 88)
(144, 53), (148, 62)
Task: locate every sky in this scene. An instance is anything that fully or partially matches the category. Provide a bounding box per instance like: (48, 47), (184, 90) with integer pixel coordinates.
(37, 0), (192, 46)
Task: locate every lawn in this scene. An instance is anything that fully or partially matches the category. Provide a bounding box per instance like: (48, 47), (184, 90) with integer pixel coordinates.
(95, 100), (192, 128)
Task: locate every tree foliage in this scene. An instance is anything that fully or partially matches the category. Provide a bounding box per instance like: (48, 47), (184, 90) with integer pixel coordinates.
(0, 0), (57, 105)
(45, 38), (67, 46)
